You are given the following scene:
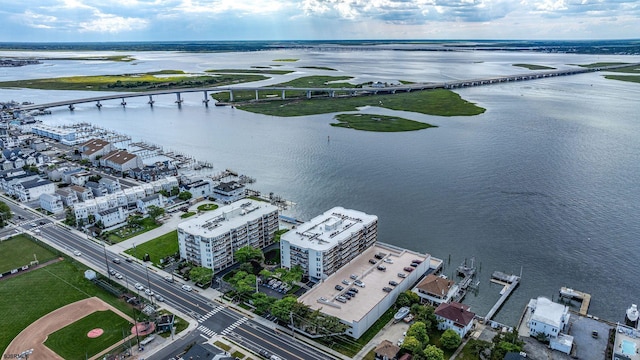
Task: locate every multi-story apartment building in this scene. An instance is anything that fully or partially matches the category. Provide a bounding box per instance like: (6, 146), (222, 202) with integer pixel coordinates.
(177, 199), (279, 271)
(280, 207), (378, 280)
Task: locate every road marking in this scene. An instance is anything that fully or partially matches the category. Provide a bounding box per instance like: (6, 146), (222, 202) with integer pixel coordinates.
(198, 325), (218, 338)
(221, 317), (248, 335)
(234, 326), (304, 360)
(198, 305), (225, 323)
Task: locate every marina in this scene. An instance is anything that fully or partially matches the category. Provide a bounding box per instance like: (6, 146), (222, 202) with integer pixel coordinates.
(485, 271), (521, 321)
(559, 287), (592, 316)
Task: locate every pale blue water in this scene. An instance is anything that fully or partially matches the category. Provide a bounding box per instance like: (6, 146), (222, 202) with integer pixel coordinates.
(622, 339), (636, 355)
(1, 49), (639, 326)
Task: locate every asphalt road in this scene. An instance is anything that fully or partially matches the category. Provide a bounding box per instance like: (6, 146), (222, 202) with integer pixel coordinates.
(2, 198), (336, 360)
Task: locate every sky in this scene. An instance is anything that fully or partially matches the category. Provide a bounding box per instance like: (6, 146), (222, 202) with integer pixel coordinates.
(0, 0), (638, 42)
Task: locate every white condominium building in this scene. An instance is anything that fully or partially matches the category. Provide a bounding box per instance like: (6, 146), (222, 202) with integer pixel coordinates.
(280, 207), (378, 280)
(177, 199), (279, 271)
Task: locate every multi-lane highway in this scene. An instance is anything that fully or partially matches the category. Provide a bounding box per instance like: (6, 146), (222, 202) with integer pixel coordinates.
(3, 199), (336, 360)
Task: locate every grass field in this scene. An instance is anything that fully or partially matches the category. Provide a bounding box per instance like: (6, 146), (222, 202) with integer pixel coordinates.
(331, 114), (436, 132)
(0, 234), (58, 273)
(233, 88), (485, 117)
(513, 63), (556, 70)
(577, 62), (630, 68)
(197, 203), (219, 212)
(0, 260), (140, 354)
(105, 217), (161, 243)
(206, 69), (294, 75)
(0, 72), (267, 92)
(44, 310), (132, 360)
(299, 66), (337, 71)
(604, 75), (640, 83)
(124, 230), (178, 265)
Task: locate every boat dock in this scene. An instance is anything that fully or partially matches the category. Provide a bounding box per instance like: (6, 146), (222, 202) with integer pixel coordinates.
(559, 287), (591, 315)
(485, 271), (521, 321)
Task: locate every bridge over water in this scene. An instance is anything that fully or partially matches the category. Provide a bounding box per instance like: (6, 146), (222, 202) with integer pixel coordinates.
(14, 63), (637, 112)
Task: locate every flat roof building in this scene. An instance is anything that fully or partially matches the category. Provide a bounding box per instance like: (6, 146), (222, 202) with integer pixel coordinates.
(298, 243), (434, 338)
(280, 207), (378, 280)
(178, 199), (279, 271)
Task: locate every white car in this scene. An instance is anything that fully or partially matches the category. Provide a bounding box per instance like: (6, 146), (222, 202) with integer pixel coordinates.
(73, 250), (82, 256)
(181, 285), (193, 292)
(354, 280), (365, 288)
(383, 258), (394, 264)
(134, 283), (144, 290)
(144, 289), (154, 296)
(115, 273), (123, 279)
(156, 295), (165, 302)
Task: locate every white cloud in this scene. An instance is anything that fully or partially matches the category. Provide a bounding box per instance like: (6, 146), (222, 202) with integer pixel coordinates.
(78, 12), (149, 33)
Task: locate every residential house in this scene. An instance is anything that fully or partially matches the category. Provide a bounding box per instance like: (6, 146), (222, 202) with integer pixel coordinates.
(136, 194), (165, 214)
(100, 150), (143, 173)
(435, 301), (476, 338)
(413, 274), (459, 305)
(95, 207), (127, 228)
(31, 123), (78, 145)
(212, 181), (245, 204)
(55, 188), (79, 207)
(85, 181), (108, 197)
(375, 340), (400, 360)
(70, 185), (94, 201)
(40, 193), (64, 214)
(98, 177), (121, 193)
(79, 138), (115, 161)
(527, 297), (573, 354)
(69, 171), (92, 186)
(181, 179), (213, 199)
(13, 178), (55, 202)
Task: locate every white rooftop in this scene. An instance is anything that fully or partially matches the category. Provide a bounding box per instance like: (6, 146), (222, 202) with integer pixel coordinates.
(530, 297), (568, 329)
(281, 207), (377, 251)
(178, 199), (278, 238)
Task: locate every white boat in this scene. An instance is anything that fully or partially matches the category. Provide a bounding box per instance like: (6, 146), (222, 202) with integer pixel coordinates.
(626, 304), (639, 324)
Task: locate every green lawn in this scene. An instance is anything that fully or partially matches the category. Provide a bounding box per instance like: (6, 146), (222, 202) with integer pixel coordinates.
(331, 114), (436, 132)
(0, 72), (268, 92)
(197, 203), (219, 212)
(181, 211), (196, 218)
(577, 62), (630, 68)
(124, 230), (178, 265)
(106, 217), (161, 243)
(273, 58), (299, 62)
(0, 234), (58, 273)
(299, 66), (338, 71)
(232, 88), (485, 117)
(513, 63), (556, 70)
(0, 260), (140, 354)
(44, 310), (132, 360)
(206, 69), (294, 75)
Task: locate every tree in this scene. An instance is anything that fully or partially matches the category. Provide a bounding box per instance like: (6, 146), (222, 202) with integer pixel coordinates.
(270, 296), (297, 322)
(396, 290), (421, 307)
(170, 186), (180, 197)
(228, 270), (257, 296)
(238, 262), (254, 274)
(440, 329), (462, 350)
(401, 335), (423, 355)
(159, 189), (169, 197)
(251, 292), (275, 314)
(64, 208), (76, 226)
(190, 266), (214, 286)
(88, 214), (96, 224)
(423, 345), (445, 360)
(234, 246), (264, 264)
(491, 329), (524, 360)
(411, 303), (438, 332)
(0, 201), (12, 227)
(407, 321), (429, 345)
(178, 191), (192, 201)
(147, 205), (165, 224)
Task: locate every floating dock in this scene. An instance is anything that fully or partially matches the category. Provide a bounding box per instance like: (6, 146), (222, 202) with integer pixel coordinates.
(485, 271), (521, 321)
(559, 287), (591, 315)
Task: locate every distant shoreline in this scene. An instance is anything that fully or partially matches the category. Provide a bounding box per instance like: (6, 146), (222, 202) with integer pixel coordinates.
(0, 39), (639, 55)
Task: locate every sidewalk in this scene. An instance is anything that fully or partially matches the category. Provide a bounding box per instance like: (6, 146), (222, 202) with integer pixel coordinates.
(106, 212), (184, 254)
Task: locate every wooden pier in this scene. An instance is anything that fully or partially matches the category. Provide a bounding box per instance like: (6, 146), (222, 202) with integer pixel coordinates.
(559, 287), (591, 315)
(485, 272), (521, 321)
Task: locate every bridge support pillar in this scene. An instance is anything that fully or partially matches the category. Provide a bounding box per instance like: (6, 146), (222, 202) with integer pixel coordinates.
(229, 90), (234, 102)
(96, 101), (102, 109)
(121, 98), (127, 107)
(175, 92), (183, 105)
(203, 91), (209, 106)
(282, 90), (286, 100)
(148, 95), (155, 106)
(68, 104), (75, 111)
(255, 90), (259, 101)
(329, 91), (335, 98)
(306, 91), (311, 99)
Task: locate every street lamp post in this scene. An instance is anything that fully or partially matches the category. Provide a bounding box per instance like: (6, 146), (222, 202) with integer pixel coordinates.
(103, 244), (111, 280)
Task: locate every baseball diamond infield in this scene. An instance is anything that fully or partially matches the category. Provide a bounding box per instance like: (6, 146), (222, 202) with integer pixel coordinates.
(3, 297), (134, 360)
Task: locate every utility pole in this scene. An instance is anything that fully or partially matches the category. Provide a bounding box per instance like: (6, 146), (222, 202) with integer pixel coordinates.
(103, 244), (111, 280)
(290, 311), (295, 338)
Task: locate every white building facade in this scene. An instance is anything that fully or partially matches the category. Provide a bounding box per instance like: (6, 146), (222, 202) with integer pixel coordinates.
(177, 199), (279, 271)
(280, 207), (378, 280)
(527, 297), (573, 354)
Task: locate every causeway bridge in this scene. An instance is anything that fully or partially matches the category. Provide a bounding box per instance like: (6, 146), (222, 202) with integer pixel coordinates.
(14, 63), (637, 112)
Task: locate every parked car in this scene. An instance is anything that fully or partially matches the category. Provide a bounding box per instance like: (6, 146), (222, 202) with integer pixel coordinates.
(115, 273), (123, 279)
(144, 289), (154, 296)
(383, 287), (393, 293)
(383, 258), (394, 264)
(135, 283), (144, 290)
(343, 292), (352, 299)
(181, 285), (193, 292)
(336, 296), (347, 303)
(341, 279), (351, 285)
(377, 265), (386, 271)
(374, 253), (384, 259)
(109, 269), (116, 275)
(412, 259), (423, 264)
(403, 267), (414, 272)
(350, 274), (358, 280)
(354, 280), (365, 288)
(335, 285), (344, 291)
(164, 276), (174, 283)
(369, 259), (377, 264)
(397, 273), (407, 278)
(349, 287), (359, 293)
(389, 280), (398, 286)
(410, 262), (419, 267)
